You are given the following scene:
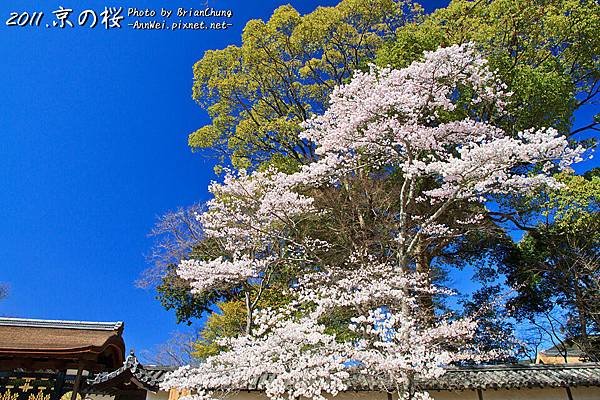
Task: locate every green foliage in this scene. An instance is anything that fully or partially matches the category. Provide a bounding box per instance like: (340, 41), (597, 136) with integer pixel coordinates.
(155, 264), (223, 325)
(546, 169), (600, 228)
(190, 0), (420, 169)
(192, 301), (247, 360)
(377, 0), (600, 135)
(460, 284), (523, 362)
(503, 171), (600, 359)
(154, 235), (243, 325)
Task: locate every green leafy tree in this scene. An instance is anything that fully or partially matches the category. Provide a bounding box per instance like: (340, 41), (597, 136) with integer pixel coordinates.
(377, 0), (600, 137)
(192, 301), (247, 360)
(503, 170), (600, 360)
(189, 0), (420, 169)
(155, 264), (223, 325)
(144, 0), (421, 328)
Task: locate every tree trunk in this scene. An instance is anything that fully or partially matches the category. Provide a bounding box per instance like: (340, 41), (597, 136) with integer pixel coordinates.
(415, 240), (434, 324)
(245, 290), (253, 335)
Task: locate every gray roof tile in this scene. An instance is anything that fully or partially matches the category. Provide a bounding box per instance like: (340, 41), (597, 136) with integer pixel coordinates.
(0, 317), (123, 331)
(89, 356), (600, 393)
(419, 363), (600, 390)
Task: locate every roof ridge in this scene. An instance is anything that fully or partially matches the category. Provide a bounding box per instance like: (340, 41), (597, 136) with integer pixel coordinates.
(443, 362), (600, 371)
(143, 365), (179, 371)
(0, 317), (123, 331)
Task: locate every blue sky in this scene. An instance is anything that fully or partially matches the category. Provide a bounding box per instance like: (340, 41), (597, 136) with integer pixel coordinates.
(0, 0), (372, 355)
(0, 0), (596, 359)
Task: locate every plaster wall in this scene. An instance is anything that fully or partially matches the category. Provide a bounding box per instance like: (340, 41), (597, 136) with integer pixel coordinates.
(141, 386), (600, 400)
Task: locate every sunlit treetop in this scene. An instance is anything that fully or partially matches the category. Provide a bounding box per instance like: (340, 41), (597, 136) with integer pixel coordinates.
(377, 0), (600, 136)
(190, 0), (421, 169)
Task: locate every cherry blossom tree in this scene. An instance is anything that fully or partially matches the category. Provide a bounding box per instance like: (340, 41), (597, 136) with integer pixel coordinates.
(163, 44), (584, 400)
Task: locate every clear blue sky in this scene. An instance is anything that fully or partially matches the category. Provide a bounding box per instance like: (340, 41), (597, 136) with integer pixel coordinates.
(0, 0), (596, 358)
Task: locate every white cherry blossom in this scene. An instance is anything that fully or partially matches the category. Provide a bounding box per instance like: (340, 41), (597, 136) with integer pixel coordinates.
(165, 43), (584, 400)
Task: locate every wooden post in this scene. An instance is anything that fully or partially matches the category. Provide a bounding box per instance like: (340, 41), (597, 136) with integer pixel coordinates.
(70, 363), (84, 400)
(51, 371), (66, 400)
(169, 388), (191, 400)
(565, 387), (574, 400)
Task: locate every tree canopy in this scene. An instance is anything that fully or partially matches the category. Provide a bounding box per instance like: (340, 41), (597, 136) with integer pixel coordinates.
(189, 0), (420, 169)
(377, 0), (600, 137)
(503, 169), (600, 360)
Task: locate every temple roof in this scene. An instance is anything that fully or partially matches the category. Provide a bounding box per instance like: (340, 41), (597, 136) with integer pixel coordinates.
(0, 317), (126, 372)
(88, 352), (174, 393)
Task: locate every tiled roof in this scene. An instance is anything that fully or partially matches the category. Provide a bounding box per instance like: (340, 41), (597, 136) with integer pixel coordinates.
(90, 358), (600, 393)
(88, 352), (175, 392)
(419, 363), (600, 390)
(541, 336), (599, 357)
(244, 364), (600, 391)
(0, 317), (123, 331)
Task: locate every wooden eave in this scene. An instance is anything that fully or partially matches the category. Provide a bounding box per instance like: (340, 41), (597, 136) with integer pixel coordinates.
(0, 319), (126, 372)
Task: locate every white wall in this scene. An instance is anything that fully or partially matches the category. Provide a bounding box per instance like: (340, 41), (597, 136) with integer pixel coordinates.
(147, 391), (169, 400)
(147, 386), (600, 400)
(569, 387), (600, 400)
(87, 395), (115, 400)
